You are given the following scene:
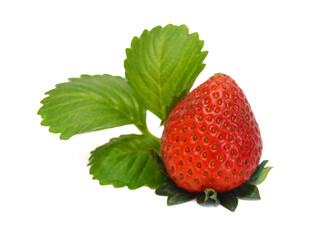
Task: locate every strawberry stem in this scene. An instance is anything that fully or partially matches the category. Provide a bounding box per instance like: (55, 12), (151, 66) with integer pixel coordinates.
(135, 123), (158, 139)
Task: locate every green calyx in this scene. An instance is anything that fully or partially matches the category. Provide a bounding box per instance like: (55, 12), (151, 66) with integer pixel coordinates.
(155, 160), (273, 211)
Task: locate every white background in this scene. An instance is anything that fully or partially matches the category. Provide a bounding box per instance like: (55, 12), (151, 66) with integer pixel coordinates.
(1, 0), (333, 239)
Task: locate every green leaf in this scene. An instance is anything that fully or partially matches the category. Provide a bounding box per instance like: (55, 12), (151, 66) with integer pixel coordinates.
(160, 89), (187, 126)
(125, 24), (208, 120)
(233, 183), (261, 200)
(248, 160), (273, 185)
(196, 193), (206, 204)
(167, 192), (197, 206)
(155, 182), (176, 196)
(88, 134), (168, 190)
(148, 148), (170, 178)
(155, 181), (197, 206)
(38, 74), (148, 140)
(218, 193), (238, 212)
(253, 167), (273, 185)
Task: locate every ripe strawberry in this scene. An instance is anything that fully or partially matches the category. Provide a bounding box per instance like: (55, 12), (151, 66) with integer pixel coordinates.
(161, 73), (262, 193)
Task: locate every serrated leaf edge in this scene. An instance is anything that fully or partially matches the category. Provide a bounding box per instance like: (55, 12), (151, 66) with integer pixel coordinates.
(124, 24), (208, 120)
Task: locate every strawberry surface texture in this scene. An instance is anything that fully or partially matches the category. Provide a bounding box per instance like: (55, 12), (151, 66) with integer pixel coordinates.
(161, 73), (263, 193)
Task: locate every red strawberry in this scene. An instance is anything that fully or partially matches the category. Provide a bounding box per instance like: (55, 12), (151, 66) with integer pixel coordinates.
(161, 73), (262, 193)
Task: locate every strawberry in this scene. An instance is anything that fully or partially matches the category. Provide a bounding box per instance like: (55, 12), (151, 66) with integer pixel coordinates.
(161, 73), (262, 193)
